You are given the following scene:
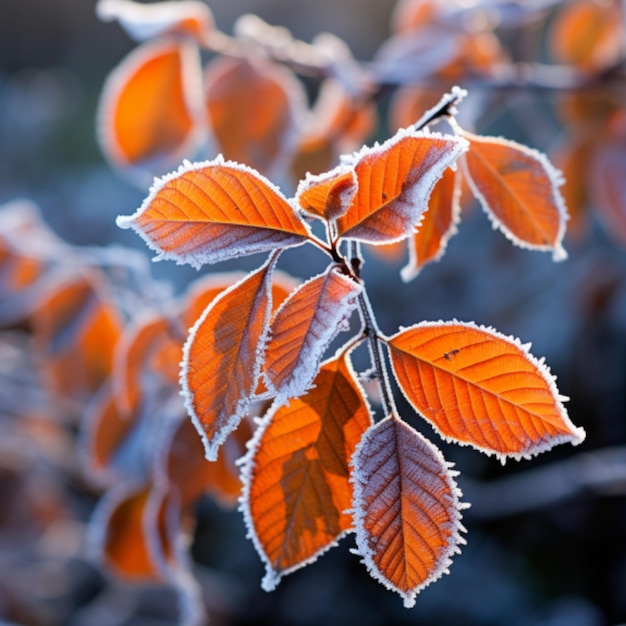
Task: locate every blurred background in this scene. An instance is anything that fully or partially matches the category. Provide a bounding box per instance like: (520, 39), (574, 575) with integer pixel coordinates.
(1, 1), (625, 625)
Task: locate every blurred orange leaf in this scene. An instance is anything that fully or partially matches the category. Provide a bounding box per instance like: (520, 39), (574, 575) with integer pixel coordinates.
(163, 415), (252, 508)
(181, 258), (276, 460)
(98, 38), (205, 179)
(117, 158), (311, 268)
(205, 56), (305, 176)
(387, 322), (585, 460)
(401, 167), (460, 281)
(30, 271), (122, 402)
(590, 136), (626, 245)
(460, 131), (568, 260)
(91, 484), (175, 581)
(336, 130), (467, 244)
(243, 353), (372, 589)
(352, 415), (465, 608)
(263, 266), (361, 401)
(113, 314), (181, 417)
(550, 0), (622, 71)
(81, 382), (139, 484)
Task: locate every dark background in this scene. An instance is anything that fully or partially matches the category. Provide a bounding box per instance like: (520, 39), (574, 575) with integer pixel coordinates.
(1, 1), (625, 625)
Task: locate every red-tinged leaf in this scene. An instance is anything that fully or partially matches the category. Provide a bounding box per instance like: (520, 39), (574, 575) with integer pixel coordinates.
(204, 56), (306, 176)
(117, 157), (311, 269)
(263, 266), (362, 401)
(112, 314), (182, 417)
(242, 353), (372, 590)
(351, 414), (465, 608)
(336, 129), (467, 244)
(98, 38), (205, 181)
(296, 166), (358, 221)
(30, 272), (123, 402)
(589, 137), (626, 245)
(550, 0), (622, 71)
(89, 484), (174, 582)
(387, 321), (586, 461)
(401, 166), (461, 281)
(181, 258), (276, 461)
(460, 131), (568, 260)
(97, 0), (214, 45)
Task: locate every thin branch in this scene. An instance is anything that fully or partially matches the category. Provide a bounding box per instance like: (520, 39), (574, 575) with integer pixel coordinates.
(459, 446), (626, 521)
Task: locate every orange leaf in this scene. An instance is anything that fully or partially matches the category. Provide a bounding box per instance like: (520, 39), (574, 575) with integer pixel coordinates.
(263, 266), (362, 401)
(98, 38), (205, 180)
(112, 314), (182, 417)
(296, 166), (358, 221)
(387, 321), (586, 461)
(242, 353), (372, 589)
(204, 56), (306, 176)
(97, 0), (214, 45)
(552, 135), (595, 240)
(164, 416), (252, 508)
(550, 0), (622, 71)
(89, 484), (175, 582)
(81, 382), (139, 484)
(351, 415), (465, 608)
(460, 131), (568, 260)
(589, 137), (626, 245)
(117, 157), (311, 268)
(401, 166), (461, 281)
(336, 129), (467, 244)
(30, 271), (123, 402)
(181, 258), (276, 460)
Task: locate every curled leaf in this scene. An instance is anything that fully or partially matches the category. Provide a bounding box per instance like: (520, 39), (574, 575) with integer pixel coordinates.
(336, 129), (467, 244)
(352, 415), (465, 608)
(387, 321), (586, 461)
(296, 166), (358, 222)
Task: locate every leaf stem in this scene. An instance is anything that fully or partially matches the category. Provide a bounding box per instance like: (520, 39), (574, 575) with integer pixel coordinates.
(349, 241), (396, 417)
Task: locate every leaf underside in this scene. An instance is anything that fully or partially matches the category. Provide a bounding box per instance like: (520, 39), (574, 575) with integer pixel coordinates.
(352, 415), (465, 608)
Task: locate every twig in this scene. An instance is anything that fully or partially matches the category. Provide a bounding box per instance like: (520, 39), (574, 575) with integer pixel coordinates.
(459, 446), (626, 520)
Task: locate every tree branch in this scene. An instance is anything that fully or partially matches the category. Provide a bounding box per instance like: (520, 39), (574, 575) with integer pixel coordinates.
(459, 446), (626, 521)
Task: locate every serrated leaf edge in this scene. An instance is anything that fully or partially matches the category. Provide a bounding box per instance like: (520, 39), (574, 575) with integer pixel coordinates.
(387, 319), (586, 463)
(350, 415), (468, 608)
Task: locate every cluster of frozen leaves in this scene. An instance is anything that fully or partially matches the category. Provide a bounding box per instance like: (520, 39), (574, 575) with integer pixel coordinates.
(117, 81), (585, 606)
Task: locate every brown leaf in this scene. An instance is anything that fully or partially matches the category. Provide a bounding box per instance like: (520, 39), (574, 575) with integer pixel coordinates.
(352, 415), (465, 607)
(263, 265), (362, 401)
